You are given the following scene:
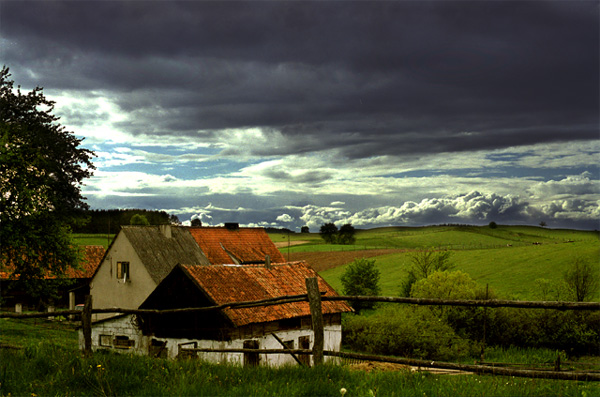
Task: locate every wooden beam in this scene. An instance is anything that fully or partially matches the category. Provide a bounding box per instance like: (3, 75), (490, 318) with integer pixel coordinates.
(271, 333), (304, 366)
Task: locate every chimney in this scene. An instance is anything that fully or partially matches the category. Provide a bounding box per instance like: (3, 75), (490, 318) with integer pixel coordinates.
(160, 224), (172, 238)
(224, 222), (239, 230)
(265, 255), (272, 270)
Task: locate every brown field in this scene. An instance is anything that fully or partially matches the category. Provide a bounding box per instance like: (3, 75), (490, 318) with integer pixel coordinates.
(285, 249), (406, 272)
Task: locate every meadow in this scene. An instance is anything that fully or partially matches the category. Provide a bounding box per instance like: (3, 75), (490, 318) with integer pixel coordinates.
(1, 318), (598, 396)
(274, 225), (600, 300)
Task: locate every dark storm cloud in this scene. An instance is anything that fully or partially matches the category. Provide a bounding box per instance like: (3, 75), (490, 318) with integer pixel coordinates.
(1, 1), (597, 158)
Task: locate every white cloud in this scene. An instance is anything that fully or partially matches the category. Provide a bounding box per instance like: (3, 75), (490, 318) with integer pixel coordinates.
(276, 213), (294, 223)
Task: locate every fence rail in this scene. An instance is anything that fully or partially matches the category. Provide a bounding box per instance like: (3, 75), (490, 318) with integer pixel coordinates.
(2, 279), (599, 381)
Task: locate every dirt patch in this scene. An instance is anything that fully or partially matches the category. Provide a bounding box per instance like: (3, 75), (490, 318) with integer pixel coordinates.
(348, 361), (411, 372)
(285, 249), (406, 272)
(274, 240), (310, 248)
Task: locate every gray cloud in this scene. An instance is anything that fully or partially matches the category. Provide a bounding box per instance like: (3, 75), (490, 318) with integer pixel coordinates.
(2, 1), (597, 159)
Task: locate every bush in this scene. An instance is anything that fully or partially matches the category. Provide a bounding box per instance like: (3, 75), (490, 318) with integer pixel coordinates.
(400, 250), (455, 296)
(341, 258), (380, 312)
(343, 305), (477, 361)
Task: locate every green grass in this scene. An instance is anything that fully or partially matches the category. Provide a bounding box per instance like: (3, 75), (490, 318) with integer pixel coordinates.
(72, 233), (115, 248)
(1, 337), (598, 396)
(313, 226), (599, 300)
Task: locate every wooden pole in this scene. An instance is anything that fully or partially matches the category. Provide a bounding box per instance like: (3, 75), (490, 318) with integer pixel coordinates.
(82, 295), (92, 357)
(305, 277), (324, 366)
(271, 333), (304, 366)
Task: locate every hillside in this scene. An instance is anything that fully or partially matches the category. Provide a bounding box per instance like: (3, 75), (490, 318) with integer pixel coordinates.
(274, 225), (599, 300)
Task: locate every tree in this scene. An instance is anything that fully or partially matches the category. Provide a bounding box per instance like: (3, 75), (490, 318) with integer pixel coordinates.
(400, 250), (454, 296)
(191, 218), (202, 227)
(340, 258), (380, 312)
(563, 257), (599, 302)
(319, 223), (338, 244)
(488, 221), (498, 229)
(301, 226), (309, 234)
(130, 214), (150, 225)
(338, 223), (356, 245)
(539, 221), (547, 227)
(0, 66), (95, 305)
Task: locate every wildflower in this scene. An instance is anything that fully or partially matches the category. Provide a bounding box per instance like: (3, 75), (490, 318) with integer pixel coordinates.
(340, 388), (347, 396)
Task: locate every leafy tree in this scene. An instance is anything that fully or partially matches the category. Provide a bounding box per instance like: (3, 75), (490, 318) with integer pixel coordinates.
(300, 226), (309, 234)
(563, 257), (599, 302)
(319, 222), (338, 244)
(130, 214), (150, 225)
(191, 218), (202, 227)
(539, 221), (547, 227)
(340, 258), (380, 312)
(0, 66), (95, 305)
(488, 221), (497, 229)
(338, 223), (356, 245)
(400, 250), (454, 296)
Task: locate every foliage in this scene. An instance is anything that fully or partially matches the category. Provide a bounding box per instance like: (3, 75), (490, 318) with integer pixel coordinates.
(563, 257), (599, 302)
(1, 67), (95, 305)
(343, 305), (477, 361)
(340, 258), (380, 312)
(72, 209), (175, 233)
(489, 221), (498, 229)
(319, 222), (338, 244)
(400, 250), (455, 296)
(191, 217), (202, 226)
(301, 225), (309, 233)
(338, 223), (356, 245)
(130, 213), (150, 225)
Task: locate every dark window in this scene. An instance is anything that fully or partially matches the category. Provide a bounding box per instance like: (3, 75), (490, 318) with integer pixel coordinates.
(117, 262), (130, 281)
(113, 335), (135, 349)
(243, 340), (260, 366)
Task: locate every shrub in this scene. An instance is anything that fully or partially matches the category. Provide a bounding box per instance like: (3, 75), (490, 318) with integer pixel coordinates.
(343, 305), (477, 361)
(400, 250), (455, 296)
(341, 258), (380, 312)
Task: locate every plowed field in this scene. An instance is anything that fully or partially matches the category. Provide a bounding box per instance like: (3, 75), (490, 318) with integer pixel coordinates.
(286, 249), (406, 272)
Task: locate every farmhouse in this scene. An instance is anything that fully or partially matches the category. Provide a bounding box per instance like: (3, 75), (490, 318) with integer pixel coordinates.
(89, 224), (287, 320)
(81, 261), (353, 366)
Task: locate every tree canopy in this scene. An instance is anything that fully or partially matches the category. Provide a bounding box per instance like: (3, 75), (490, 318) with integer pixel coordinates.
(0, 66), (95, 305)
(341, 258), (380, 312)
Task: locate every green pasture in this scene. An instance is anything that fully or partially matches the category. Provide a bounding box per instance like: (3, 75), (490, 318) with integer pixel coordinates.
(314, 226), (599, 300)
(72, 233), (115, 249)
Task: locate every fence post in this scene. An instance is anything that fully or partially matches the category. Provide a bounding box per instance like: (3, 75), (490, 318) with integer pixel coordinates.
(69, 292), (76, 321)
(305, 277), (324, 366)
(82, 295), (92, 357)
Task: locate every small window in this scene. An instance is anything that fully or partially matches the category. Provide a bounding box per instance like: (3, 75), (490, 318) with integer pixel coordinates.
(116, 262), (130, 281)
(113, 335), (135, 349)
(99, 334), (112, 347)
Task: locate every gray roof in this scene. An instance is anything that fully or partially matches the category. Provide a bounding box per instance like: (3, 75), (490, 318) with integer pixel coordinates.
(121, 225), (210, 284)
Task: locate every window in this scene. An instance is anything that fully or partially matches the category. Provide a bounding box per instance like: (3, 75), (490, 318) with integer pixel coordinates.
(99, 334), (112, 347)
(113, 335), (135, 349)
(116, 261), (130, 281)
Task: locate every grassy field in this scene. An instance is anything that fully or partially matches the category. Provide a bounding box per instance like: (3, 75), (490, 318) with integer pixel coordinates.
(275, 226), (599, 301)
(72, 233), (115, 249)
(1, 318), (598, 396)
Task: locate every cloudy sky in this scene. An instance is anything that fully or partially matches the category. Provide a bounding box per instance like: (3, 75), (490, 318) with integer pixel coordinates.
(1, 1), (598, 231)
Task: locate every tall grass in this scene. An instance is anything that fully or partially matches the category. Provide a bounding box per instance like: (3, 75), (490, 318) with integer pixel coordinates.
(1, 342), (598, 396)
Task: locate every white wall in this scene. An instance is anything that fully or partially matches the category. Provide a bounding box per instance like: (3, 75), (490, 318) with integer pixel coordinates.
(80, 317), (343, 367)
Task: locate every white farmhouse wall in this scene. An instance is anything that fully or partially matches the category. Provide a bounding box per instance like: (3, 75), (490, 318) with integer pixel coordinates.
(90, 234), (157, 321)
(81, 317), (343, 368)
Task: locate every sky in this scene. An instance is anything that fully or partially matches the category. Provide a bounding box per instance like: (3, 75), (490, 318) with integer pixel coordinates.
(1, 1), (598, 231)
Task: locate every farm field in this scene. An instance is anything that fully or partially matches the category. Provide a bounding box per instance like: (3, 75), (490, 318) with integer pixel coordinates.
(1, 318), (598, 397)
(271, 225), (600, 301)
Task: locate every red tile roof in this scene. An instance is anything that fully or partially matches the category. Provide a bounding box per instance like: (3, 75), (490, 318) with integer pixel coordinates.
(0, 245), (105, 280)
(188, 227), (286, 265)
(67, 245), (105, 278)
(181, 262), (352, 327)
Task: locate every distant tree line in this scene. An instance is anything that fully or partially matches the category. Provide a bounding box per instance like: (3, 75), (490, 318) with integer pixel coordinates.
(319, 223), (356, 245)
(73, 209), (179, 234)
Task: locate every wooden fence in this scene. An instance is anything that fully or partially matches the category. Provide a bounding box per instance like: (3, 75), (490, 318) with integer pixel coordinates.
(1, 277), (599, 381)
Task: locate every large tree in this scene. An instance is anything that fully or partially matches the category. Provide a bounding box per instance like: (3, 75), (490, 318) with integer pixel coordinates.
(0, 66), (95, 305)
